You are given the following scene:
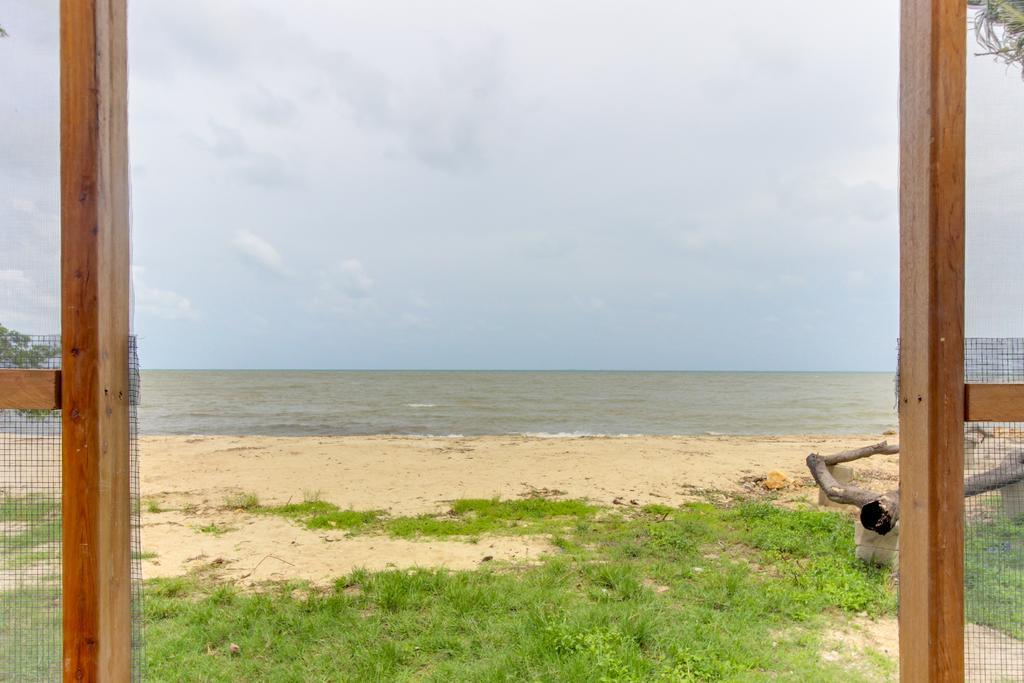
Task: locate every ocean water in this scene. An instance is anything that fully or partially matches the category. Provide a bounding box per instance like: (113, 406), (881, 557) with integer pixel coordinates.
(138, 371), (897, 437)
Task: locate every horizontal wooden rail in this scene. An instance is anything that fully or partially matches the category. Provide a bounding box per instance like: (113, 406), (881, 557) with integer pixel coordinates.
(0, 369), (62, 410)
(965, 383), (1024, 422)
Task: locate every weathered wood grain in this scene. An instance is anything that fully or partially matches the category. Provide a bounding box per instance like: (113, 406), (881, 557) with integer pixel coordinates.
(60, 0), (132, 680)
(898, 0), (967, 679)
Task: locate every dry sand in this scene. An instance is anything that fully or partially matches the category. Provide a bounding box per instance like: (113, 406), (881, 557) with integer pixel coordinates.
(138, 433), (899, 585)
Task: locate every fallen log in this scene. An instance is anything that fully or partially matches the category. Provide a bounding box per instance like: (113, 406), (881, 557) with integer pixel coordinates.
(806, 440), (1024, 536)
(806, 442), (900, 534)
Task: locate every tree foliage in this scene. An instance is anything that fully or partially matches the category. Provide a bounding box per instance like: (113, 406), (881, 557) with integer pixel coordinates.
(970, 0), (1024, 75)
(0, 324), (58, 369)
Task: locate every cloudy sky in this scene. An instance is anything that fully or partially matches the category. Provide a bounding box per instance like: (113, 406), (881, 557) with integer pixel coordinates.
(4, 1), (1013, 371)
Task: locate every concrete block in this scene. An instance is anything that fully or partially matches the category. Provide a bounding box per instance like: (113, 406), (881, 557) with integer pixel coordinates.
(855, 523), (899, 567)
(817, 464), (855, 509)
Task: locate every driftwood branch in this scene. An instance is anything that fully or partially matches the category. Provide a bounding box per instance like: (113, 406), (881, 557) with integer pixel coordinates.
(807, 439), (1024, 536)
(806, 442), (900, 534)
(965, 450), (1024, 496)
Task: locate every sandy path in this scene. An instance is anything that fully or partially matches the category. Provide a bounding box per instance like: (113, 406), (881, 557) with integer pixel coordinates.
(137, 434), (899, 585)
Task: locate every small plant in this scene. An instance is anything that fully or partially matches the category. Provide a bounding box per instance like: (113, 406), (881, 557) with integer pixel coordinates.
(224, 492), (260, 511)
(264, 499), (381, 531)
(641, 503), (675, 520)
(306, 509), (380, 531)
(197, 523), (235, 536)
(145, 499), (163, 514)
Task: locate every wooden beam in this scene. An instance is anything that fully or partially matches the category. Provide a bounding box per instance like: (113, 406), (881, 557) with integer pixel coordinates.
(965, 384), (1024, 422)
(898, 0), (967, 680)
(0, 370), (61, 410)
(60, 0), (132, 681)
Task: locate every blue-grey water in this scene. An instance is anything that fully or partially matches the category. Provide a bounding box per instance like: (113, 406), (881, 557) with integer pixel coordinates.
(137, 371), (897, 436)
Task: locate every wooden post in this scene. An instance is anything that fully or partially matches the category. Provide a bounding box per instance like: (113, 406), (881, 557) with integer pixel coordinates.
(60, 0), (132, 681)
(898, 0), (966, 680)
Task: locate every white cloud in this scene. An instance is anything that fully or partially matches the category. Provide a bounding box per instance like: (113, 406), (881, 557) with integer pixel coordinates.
(242, 87), (297, 127)
(324, 36), (508, 172)
(308, 258), (376, 317)
(133, 267), (198, 320)
(232, 230), (287, 275)
(338, 259), (374, 297)
(50, 0), (909, 368)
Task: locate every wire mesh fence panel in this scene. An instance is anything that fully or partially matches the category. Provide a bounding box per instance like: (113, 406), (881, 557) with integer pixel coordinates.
(963, 341), (1024, 679)
(962, 424), (1024, 681)
(964, 0), (1024, 678)
(1, 3), (64, 680)
(0, 335), (144, 682)
(0, 336), (61, 682)
(130, 338), (144, 680)
(2, 3), (142, 678)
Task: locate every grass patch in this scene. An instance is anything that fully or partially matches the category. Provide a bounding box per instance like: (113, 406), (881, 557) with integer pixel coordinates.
(385, 497), (597, 538)
(0, 498), (62, 677)
(0, 494), (61, 569)
(223, 492), (260, 511)
(451, 496), (596, 519)
(145, 499), (164, 514)
(965, 514), (1024, 639)
(258, 495), (598, 538)
(261, 500), (382, 531)
(145, 501), (898, 681)
(196, 523), (235, 536)
(0, 588), (61, 680)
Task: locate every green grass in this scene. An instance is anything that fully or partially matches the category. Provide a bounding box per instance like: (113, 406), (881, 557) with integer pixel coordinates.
(144, 501), (898, 681)
(0, 494), (61, 569)
(0, 587), (61, 680)
(263, 500), (382, 531)
(224, 492), (261, 511)
(196, 523), (236, 536)
(965, 514), (1024, 639)
(0, 496), (62, 678)
(260, 495), (598, 538)
(145, 499), (164, 514)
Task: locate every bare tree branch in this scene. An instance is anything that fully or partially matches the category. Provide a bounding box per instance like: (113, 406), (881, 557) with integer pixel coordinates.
(806, 442), (900, 534)
(807, 440), (1024, 536)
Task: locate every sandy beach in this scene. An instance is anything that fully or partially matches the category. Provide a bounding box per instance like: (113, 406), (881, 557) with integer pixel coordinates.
(139, 433), (900, 585)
